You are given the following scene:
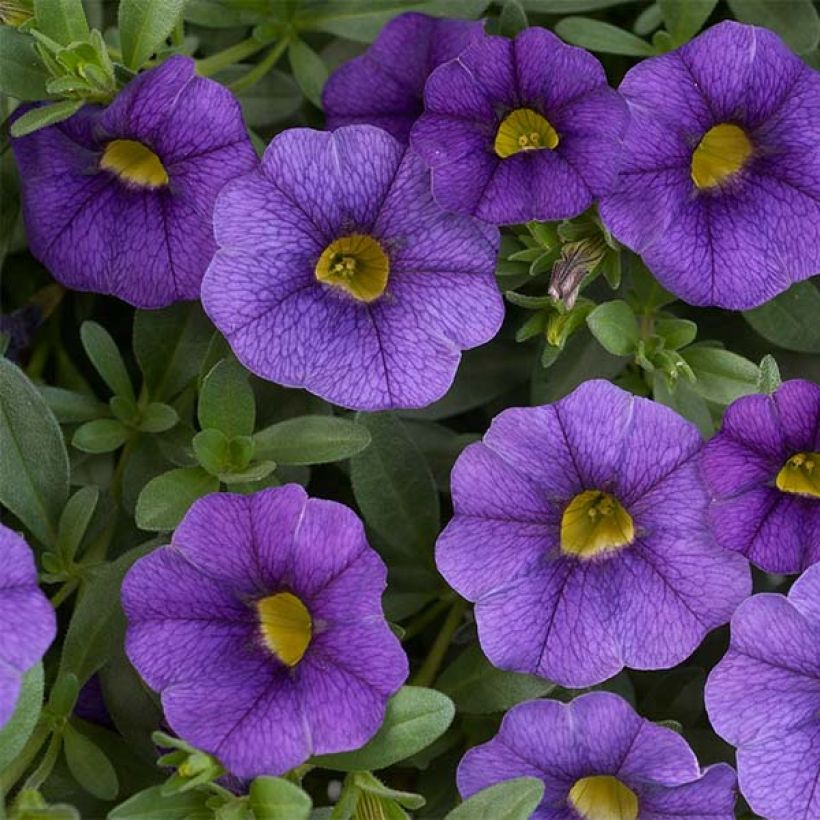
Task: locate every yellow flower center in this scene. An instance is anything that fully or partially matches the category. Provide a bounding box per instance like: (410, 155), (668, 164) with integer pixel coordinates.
(315, 234), (389, 302)
(99, 139), (169, 189)
(256, 592), (312, 667)
(775, 452), (820, 498)
(494, 107), (559, 159)
(560, 490), (634, 559)
(568, 775), (639, 820)
(691, 123), (752, 189)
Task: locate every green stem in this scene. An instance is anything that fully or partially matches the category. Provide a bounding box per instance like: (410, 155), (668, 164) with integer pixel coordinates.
(49, 578), (78, 609)
(229, 37), (290, 93)
(196, 37), (266, 77)
(111, 434), (137, 505)
(410, 599), (468, 688)
(22, 730), (62, 792)
(402, 596), (452, 642)
(0, 722), (50, 794)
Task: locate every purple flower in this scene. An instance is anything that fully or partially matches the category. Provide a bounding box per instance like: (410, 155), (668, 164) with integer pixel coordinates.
(409, 27), (628, 225)
(705, 563), (820, 820)
(459, 693), (737, 819)
(11, 56), (256, 308)
(201, 125), (503, 411)
(599, 21), (820, 309)
(0, 524), (56, 728)
(436, 380), (750, 688)
(701, 379), (820, 574)
(323, 12), (484, 144)
(122, 485), (408, 777)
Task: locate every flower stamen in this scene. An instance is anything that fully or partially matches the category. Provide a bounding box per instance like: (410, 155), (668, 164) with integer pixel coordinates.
(691, 123), (752, 189)
(561, 490), (634, 559)
(775, 451), (820, 498)
(256, 591), (312, 667)
(100, 139), (169, 189)
(495, 108), (559, 158)
(568, 774), (639, 820)
(315, 234), (389, 302)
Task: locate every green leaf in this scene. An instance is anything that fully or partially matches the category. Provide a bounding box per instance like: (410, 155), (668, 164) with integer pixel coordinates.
(659, 0), (717, 43)
(63, 722), (119, 801)
(499, 0), (528, 37)
(9, 99), (84, 137)
(682, 347), (760, 405)
(198, 359), (255, 438)
(48, 673), (79, 718)
(138, 402), (179, 433)
(133, 302), (214, 401)
(0, 664), (44, 772)
(119, 0), (186, 70)
(350, 413), (439, 563)
(215, 66), (303, 127)
(57, 486), (99, 564)
(436, 645), (555, 714)
(33, 0), (89, 46)
(555, 17), (655, 55)
(654, 317), (697, 350)
(39, 386), (109, 423)
(586, 300), (639, 356)
(249, 777), (312, 820)
(728, 0), (820, 53)
(254, 415), (371, 465)
(743, 280), (820, 353)
(652, 375), (713, 438)
(444, 778), (545, 820)
(136, 467), (219, 531)
(288, 38), (328, 109)
(313, 687), (455, 771)
(756, 354), (782, 395)
(72, 418), (129, 453)
(108, 785), (212, 819)
(0, 28), (51, 100)
(193, 428), (231, 475)
(0, 358), (69, 546)
(80, 321), (135, 401)
(522, 0), (637, 10)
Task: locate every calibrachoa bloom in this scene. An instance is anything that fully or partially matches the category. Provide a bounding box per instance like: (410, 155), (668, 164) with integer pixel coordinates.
(122, 485), (408, 777)
(706, 563), (820, 820)
(436, 379), (750, 688)
(11, 56), (256, 308)
(323, 12), (484, 143)
(702, 379), (820, 573)
(599, 21), (820, 309)
(0, 523), (56, 728)
(459, 693), (737, 819)
(410, 27), (628, 225)
(201, 125), (503, 411)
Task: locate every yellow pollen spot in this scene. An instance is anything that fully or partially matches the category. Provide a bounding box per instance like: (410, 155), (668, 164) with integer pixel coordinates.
(561, 490), (634, 559)
(100, 139), (169, 189)
(494, 108), (559, 159)
(568, 775), (639, 820)
(256, 592), (312, 667)
(315, 234), (389, 302)
(775, 451), (820, 498)
(691, 123), (752, 189)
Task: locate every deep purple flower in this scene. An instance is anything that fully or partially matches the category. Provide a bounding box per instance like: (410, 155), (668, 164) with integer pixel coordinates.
(706, 563), (820, 820)
(701, 379), (820, 574)
(201, 125), (503, 411)
(323, 12), (484, 144)
(410, 27), (628, 225)
(11, 56), (256, 308)
(0, 524), (56, 728)
(122, 485), (408, 777)
(459, 693), (737, 819)
(599, 21), (820, 309)
(436, 380), (750, 688)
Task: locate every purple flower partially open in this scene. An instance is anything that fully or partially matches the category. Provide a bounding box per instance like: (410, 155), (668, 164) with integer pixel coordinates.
(11, 56), (256, 308)
(0, 524), (56, 728)
(122, 485), (408, 778)
(436, 380), (750, 688)
(702, 379), (820, 574)
(706, 563), (820, 820)
(410, 27), (628, 225)
(599, 21), (820, 309)
(201, 125), (503, 411)
(323, 12), (484, 144)
(459, 693), (737, 819)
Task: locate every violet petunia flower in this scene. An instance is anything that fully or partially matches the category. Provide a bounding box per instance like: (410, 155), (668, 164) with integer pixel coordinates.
(11, 56), (256, 308)
(201, 124), (503, 411)
(459, 693), (737, 819)
(436, 380), (750, 688)
(701, 379), (820, 574)
(409, 27), (628, 225)
(599, 21), (820, 309)
(0, 524), (56, 728)
(122, 485), (408, 777)
(323, 12), (484, 144)
(706, 563), (820, 820)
